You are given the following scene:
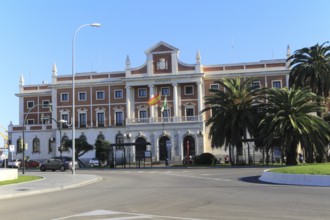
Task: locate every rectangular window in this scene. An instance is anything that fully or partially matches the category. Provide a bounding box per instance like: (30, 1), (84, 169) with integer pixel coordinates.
(272, 81), (282, 89)
(97, 112), (105, 127)
(251, 81), (260, 90)
(184, 85), (194, 95)
(27, 119), (34, 125)
(162, 109), (171, 122)
(61, 93), (69, 102)
(33, 139), (40, 153)
(61, 114), (69, 128)
(115, 111), (123, 126)
(161, 87), (170, 96)
(186, 107), (194, 121)
(114, 90), (123, 99)
(138, 88), (147, 98)
(96, 91), (105, 100)
(78, 92), (87, 101)
(42, 100), (50, 108)
(210, 84), (220, 90)
(79, 113), (87, 127)
(139, 110), (148, 123)
(27, 101), (34, 108)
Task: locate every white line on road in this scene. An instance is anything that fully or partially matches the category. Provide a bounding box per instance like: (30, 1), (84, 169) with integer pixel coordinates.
(53, 209), (207, 220)
(160, 172), (231, 182)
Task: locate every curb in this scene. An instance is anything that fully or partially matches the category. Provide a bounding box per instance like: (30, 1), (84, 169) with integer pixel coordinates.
(0, 175), (102, 200)
(259, 170), (330, 186)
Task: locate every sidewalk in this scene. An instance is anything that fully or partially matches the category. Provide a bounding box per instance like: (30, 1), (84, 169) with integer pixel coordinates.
(0, 172), (102, 200)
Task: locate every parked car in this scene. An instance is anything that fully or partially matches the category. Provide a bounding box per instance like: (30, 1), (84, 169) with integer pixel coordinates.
(19, 159), (40, 168)
(7, 159), (22, 168)
(89, 158), (107, 167)
(39, 156), (78, 172)
(0, 159), (6, 167)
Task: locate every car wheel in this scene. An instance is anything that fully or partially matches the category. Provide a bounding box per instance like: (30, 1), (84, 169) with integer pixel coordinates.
(90, 163), (94, 167)
(60, 165), (66, 171)
(40, 165), (46, 172)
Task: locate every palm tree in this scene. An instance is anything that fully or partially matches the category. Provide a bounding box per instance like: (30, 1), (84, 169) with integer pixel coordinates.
(287, 42), (330, 116)
(258, 87), (330, 165)
(201, 77), (261, 164)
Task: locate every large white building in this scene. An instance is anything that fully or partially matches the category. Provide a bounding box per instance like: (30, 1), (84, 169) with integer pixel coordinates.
(8, 41), (289, 164)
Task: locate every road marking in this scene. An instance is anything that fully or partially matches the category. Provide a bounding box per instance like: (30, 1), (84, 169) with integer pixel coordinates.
(53, 209), (207, 220)
(160, 172), (231, 182)
(120, 170), (231, 182)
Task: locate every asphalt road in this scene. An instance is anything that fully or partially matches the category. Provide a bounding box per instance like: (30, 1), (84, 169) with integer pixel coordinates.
(2, 167), (330, 220)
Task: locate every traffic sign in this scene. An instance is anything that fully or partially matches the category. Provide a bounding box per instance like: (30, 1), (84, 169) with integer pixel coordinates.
(9, 144), (15, 152)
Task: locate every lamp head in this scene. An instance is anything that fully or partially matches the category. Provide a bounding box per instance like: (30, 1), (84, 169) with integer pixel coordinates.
(48, 103), (53, 112)
(41, 113), (47, 120)
(90, 23), (101, 27)
(58, 119), (68, 124)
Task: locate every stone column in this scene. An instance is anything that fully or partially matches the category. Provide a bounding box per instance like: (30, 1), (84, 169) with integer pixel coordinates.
(197, 81), (203, 113)
(173, 83), (178, 122)
(126, 86), (131, 121)
(149, 85), (155, 120)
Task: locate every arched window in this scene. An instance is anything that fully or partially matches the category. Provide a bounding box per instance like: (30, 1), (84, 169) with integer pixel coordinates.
(79, 134), (87, 142)
(97, 133), (105, 140)
(32, 137), (40, 153)
(16, 138), (23, 153)
(116, 133), (124, 144)
(48, 138), (53, 153)
(62, 135), (69, 151)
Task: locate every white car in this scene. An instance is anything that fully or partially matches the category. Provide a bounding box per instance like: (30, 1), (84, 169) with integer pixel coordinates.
(8, 159), (21, 168)
(89, 158), (107, 167)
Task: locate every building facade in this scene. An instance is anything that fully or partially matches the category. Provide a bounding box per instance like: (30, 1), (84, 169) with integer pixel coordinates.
(8, 41), (289, 163)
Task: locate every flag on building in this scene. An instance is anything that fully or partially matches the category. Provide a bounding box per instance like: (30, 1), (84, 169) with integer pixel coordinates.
(148, 94), (161, 106)
(161, 95), (167, 112)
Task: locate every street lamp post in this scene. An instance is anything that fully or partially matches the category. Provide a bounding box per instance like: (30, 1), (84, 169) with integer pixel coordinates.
(72, 23), (101, 174)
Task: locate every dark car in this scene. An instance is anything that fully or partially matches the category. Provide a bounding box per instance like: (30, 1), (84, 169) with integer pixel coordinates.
(39, 156), (77, 172)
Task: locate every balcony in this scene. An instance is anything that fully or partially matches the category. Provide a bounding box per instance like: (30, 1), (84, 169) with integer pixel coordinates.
(11, 115), (203, 132)
(126, 115), (203, 125)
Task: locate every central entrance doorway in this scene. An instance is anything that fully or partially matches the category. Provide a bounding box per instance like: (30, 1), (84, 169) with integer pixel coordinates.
(159, 136), (170, 161)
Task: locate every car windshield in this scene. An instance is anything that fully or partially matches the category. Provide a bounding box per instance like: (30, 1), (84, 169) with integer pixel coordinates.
(54, 157), (72, 162)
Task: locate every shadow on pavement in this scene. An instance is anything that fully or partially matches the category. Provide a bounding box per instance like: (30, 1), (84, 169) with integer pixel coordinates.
(240, 175), (278, 185)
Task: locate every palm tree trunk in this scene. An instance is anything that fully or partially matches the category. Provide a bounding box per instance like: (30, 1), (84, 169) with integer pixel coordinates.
(229, 144), (234, 166)
(305, 147), (314, 163)
(286, 143), (298, 165)
(236, 142), (244, 165)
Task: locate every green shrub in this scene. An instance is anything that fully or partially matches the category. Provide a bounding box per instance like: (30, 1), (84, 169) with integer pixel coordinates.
(194, 153), (217, 165)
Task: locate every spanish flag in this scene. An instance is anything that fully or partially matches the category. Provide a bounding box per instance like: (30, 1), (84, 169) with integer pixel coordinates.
(148, 94), (161, 106)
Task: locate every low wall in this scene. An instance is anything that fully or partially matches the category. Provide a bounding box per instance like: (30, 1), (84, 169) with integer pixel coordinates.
(0, 169), (18, 181)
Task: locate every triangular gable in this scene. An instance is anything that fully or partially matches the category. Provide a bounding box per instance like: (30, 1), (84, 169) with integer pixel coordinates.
(145, 41), (179, 54)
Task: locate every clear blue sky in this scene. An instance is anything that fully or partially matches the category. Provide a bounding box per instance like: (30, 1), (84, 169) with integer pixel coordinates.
(1, 0), (329, 145)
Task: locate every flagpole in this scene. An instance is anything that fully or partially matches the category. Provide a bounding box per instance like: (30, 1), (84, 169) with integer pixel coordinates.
(161, 95), (166, 165)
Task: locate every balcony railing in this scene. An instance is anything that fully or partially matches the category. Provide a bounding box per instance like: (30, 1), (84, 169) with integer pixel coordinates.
(11, 115), (203, 132)
(126, 115), (203, 125)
